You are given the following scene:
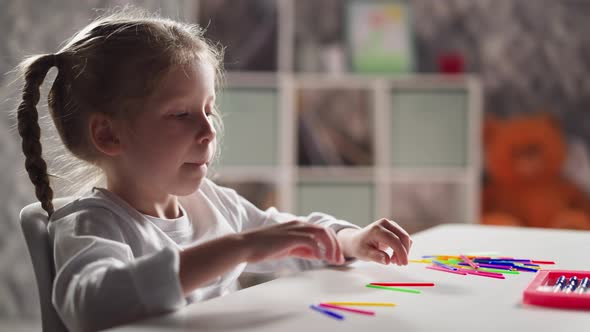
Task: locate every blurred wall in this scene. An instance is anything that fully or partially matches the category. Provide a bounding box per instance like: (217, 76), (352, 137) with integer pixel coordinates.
(411, 0), (590, 150)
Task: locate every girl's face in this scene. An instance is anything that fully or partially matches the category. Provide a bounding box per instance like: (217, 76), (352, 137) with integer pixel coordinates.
(117, 60), (217, 196)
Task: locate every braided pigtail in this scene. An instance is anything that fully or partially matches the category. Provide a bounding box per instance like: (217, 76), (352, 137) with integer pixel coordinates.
(16, 54), (58, 218)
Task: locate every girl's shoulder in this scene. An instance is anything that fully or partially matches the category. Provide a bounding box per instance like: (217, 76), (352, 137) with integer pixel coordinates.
(185, 178), (247, 227)
(48, 188), (144, 240)
(50, 188), (129, 219)
(199, 177), (241, 203)
(179, 178), (239, 214)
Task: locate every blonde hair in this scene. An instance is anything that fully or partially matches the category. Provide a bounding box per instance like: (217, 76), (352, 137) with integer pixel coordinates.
(15, 7), (224, 218)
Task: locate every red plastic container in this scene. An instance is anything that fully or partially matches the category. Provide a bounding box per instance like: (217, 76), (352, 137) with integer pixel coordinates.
(523, 269), (590, 309)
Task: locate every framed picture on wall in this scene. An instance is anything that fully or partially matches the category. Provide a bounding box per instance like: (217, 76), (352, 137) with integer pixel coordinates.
(345, 0), (415, 73)
(297, 88), (374, 166)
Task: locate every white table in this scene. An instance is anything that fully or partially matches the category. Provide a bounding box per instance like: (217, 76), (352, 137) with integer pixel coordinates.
(111, 224), (590, 331)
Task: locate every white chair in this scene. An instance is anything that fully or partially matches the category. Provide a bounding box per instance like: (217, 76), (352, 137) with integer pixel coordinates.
(20, 198), (72, 332)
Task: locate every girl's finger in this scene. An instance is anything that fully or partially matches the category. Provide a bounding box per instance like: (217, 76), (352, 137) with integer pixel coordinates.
(284, 233), (323, 260)
(288, 230), (335, 263)
(299, 226), (342, 264)
(325, 227), (344, 264)
(364, 246), (390, 265)
(374, 226), (408, 265)
(276, 222), (345, 264)
(391, 251), (401, 265)
(379, 219), (412, 256)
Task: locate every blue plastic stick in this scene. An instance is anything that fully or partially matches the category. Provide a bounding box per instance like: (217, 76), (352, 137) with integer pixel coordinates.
(432, 260), (458, 271)
(310, 305), (345, 320)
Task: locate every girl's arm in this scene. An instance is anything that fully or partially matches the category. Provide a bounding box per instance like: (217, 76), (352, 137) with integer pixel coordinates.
(199, 179), (360, 273)
(216, 182), (412, 266)
(50, 207), (340, 331)
(179, 220), (345, 295)
(202, 179), (361, 235)
(178, 234), (246, 295)
(50, 211), (186, 332)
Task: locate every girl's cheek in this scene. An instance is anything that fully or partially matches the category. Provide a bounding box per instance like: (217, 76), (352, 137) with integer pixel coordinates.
(210, 140), (217, 156)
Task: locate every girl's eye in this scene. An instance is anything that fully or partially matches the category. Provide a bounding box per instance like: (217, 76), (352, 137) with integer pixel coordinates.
(205, 105), (215, 118)
(173, 111), (189, 118)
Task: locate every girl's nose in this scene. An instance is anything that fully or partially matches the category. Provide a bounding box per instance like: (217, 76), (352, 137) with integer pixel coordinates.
(197, 114), (216, 144)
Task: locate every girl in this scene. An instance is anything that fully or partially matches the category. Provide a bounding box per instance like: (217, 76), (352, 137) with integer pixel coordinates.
(15, 8), (412, 332)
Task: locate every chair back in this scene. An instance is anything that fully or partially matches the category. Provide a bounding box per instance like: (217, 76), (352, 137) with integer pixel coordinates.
(20, 198), (72, 332)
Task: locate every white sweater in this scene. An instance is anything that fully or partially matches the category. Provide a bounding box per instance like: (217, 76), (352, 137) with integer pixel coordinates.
(48, 178), (359, 331)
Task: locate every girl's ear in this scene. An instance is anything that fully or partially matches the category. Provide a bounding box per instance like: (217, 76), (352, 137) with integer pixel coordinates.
(89, 113), (122, 157)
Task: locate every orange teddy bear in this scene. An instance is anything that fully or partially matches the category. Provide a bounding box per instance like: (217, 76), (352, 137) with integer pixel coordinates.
(481, 113), (590, 230)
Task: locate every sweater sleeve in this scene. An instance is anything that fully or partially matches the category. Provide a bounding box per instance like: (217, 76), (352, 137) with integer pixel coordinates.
(203, 179), (361, 273)
(49, 209), (186, 332)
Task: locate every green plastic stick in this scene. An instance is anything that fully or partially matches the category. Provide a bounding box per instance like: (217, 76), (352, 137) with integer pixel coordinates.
(365, 284), (421, 294)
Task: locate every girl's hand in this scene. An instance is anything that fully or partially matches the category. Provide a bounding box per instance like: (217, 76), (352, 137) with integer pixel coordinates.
(241, 221), (345, 265)
(337, 219), (413, 266)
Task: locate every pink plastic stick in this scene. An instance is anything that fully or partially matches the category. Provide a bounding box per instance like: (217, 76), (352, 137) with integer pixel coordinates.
(426, 266), (467, 275)
(464, 269), (505, 279)
(319, 303), (375, 316)
(460, 255), (479, 269)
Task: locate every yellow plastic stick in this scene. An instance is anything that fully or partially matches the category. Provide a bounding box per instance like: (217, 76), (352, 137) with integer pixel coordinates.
(409, 259), (432, 263)
(324, 302), (397, 307)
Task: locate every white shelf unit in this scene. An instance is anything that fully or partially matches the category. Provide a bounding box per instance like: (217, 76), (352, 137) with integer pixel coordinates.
(193, 0), (483, 232)
(213, 73), (482, 232)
